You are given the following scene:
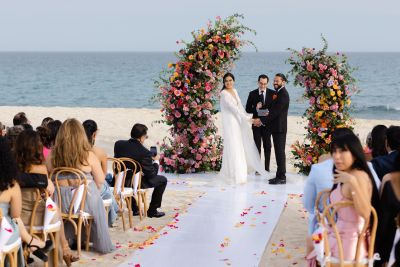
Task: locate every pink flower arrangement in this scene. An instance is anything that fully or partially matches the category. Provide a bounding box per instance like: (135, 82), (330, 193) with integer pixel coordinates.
(288, 36), (356, 174)
(153, 14), (255, 173)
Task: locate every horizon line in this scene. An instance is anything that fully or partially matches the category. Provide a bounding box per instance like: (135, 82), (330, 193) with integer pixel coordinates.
(1, 50), (400, 53)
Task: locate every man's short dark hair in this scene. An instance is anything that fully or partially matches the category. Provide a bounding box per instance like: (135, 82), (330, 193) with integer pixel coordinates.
(130, 123), (148, 139)
(13, 112), (28, 126)
(387, 126), (400, 150)
(258, 74), (269, 82)
(275, 73), (288, 82)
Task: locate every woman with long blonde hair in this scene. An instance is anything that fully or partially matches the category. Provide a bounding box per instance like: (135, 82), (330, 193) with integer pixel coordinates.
(46, 118), (114, 254)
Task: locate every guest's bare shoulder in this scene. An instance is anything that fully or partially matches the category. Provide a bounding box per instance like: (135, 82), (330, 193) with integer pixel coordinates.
(351, 169), (372, 189)
(92, 146), (107, 159)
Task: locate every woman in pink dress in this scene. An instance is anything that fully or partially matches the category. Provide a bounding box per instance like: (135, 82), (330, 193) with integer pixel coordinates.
(328, 133), (380, 260)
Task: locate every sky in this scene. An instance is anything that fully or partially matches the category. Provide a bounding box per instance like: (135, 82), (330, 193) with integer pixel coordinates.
(0, 0), (399, 52)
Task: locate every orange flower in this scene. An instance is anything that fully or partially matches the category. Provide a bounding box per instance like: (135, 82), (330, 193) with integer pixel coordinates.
(188, 55), (194, 61)
(272, 95), (278, 100)
(225, 34), (231, 43)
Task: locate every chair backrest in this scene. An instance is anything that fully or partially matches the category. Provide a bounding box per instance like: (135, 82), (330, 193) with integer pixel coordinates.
(50, 167), (89, 218)
(0, 208), (14, 250)
(117, 157), (142, 192)
(315, 189), (331, 223)
(107, 157), (127, 195)
(321, 200), (378, 266)
(25, 188), (46, 235)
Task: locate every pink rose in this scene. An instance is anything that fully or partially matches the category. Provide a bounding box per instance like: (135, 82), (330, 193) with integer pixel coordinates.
(196, 154), (202, 161)
(174, 89), (181, 96)
(306, 64), (313, 72)
(174, 111), (181, 118)
(170, 104), (175, 110)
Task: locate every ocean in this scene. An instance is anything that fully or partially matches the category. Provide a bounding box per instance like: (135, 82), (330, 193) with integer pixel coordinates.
(0, 52), (399, 120)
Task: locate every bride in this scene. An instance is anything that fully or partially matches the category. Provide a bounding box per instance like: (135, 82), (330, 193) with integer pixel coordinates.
(218, 73), (267, 184)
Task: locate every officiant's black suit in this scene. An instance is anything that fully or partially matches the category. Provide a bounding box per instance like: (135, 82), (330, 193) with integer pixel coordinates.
(246, 88), (275, 171)
(259, 87), (290, 180)
(114, 139), (167, 214)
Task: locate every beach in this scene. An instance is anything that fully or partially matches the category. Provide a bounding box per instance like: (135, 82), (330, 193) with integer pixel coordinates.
(1, 106), (397, 172)
(1, 106), (398, 266)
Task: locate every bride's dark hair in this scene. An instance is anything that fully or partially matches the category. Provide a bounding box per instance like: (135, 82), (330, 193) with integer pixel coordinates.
(221, 72), (235, 90)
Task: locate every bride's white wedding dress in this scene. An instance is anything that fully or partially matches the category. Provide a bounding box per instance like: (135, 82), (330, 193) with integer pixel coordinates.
(218, 88), (267, 184)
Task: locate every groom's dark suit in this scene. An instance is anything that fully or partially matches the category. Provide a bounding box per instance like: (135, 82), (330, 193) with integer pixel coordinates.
(246, 88), (275, 171)
(259, 87), (290, 180)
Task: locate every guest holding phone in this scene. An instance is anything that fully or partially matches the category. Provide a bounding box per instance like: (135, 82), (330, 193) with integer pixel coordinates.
(114, 123), (167, 218)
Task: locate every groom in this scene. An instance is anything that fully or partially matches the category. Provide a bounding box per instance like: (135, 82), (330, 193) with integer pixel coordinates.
(245, 74), (275, 172)
(258, 73), (290, 184)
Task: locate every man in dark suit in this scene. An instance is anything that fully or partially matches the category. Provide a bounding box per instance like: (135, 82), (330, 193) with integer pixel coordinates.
(371, 125), (400, 180)
(259, 73), (290, 184)
(245, 74), (275, 172)
(114, 123), (167, 218)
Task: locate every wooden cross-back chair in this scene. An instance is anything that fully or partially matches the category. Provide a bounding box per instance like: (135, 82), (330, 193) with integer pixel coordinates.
(0, 209), (21, 267)
(51, 167), (94, 256)
(23, 188), (61, 267)
(106, 157), (129, 230)
(315, 189), (332, 223)
(320, 201), (378, 267)
(117, 157), (148, 220)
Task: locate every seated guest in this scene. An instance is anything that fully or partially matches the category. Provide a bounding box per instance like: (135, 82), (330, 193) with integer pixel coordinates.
(0, 137), (53, 264)
(46, 119), (115, 253)
(13, 112), (30, 126)
(36, 126), (52, 159)
(114, 123), (167, 218)
(303, 128), (380, 254)
(364, 132), (373, 161)
(327, 134), (380, 261)
(371, 124), (388, 158)
(376, 153), (400, 266)
(307, 134), (380, 265)
(83, 119), (119, 227)
(372, 126), (400, 180)
(0, 121), (6, 136)
(41, 117), (54, 127)
(6, 125), (24, 147)
(15, 130), (79, 265)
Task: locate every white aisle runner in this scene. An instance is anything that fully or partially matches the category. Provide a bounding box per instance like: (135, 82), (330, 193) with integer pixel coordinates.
(120, 174), (303, 267)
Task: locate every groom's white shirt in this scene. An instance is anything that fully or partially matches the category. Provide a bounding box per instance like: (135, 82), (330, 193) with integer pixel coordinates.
(303, 158), (380, 234)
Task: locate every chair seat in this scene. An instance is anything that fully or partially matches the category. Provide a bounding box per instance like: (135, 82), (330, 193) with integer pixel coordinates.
(62, 211), (93, 219)
(1, 238), (21, 253)
(110, 187), (134, 197)
(324, 255), (377, 266)
(103, 198), (112, 207)
(26, 220), (62, 232)
(121, 188), (134, 196)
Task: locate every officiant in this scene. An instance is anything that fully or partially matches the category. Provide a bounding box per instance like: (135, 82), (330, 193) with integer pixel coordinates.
(245, 74), (275, 173)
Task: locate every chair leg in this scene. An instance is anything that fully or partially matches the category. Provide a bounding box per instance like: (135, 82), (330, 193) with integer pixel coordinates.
(105, 206), (109, 223)
(85, 219), (92, 251)
(136, 193), (143, 221)
(126, 197), (133, 228)
(77, 218), (83, 256)
(53, 231), (59, 267)
(143, 192), (148, 218)
(119, 198), (126, 231)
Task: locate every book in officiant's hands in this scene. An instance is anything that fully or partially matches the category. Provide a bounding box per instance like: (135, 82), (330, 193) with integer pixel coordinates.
(257, 108), (269, 117)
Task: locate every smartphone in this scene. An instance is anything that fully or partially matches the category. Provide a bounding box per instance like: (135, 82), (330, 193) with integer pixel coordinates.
(150, 146), (157, 157)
